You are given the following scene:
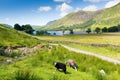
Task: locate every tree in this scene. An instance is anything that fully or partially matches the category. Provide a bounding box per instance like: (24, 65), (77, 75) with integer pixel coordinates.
(23, 24), (34, 34)
(108, 26), (118, 32)
(102, 27), (108, 32)
(36, 30), (47, 35)
(95, 27), (101, 34)
(117, 24), (120, 31)
(14, 24), (23, 31)
(86, 28), (91, 34)
(69, 29), (74, 34)
(21, 25), (25, 30)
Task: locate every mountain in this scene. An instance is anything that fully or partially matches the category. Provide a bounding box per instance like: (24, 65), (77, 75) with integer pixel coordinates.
(46, 20), (57, 26)
(0, 24), (39, 47)
(44, 3), (120, 30)
(45, 10), (102, 30)
(91, 3), (120, 29)
(31, 25), (46, 31)
(2, 24), (13, 28)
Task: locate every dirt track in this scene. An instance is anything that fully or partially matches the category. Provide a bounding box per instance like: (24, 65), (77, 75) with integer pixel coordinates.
(51, 44), (120, 64)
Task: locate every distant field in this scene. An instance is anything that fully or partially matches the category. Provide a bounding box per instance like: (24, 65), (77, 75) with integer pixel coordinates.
(38, 33), (120, 46)
(38, 33), (120, 60)
(0, 46), (120, 80)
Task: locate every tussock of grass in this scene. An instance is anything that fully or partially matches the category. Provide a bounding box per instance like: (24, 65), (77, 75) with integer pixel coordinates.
(13, 69), (42, 80)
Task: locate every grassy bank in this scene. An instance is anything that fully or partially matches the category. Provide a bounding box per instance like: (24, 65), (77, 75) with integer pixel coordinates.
(0, 24), (40, 47)
(0, 45), (120, 80)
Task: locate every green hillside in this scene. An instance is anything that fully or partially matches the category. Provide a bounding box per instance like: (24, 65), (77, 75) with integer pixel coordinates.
(45, 11), (101, 30)
(0, 24), (39, 47)
(32, 25), (45, 31)
(43, 3), (120, 30)
(91, 3), (120, 29)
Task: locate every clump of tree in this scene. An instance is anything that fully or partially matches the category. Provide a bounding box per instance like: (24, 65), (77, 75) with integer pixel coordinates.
(85, 24), (120, 34)
(14, 24), (34, 34)
(108, 26), (119, 32)
(101, 24), (120, 33)
(14, 24), (23, 31)
(95, 27), (101, 34)
(102, 27), (108, 32)
(36, 30), (48, 35)
(86, 28), (91, 34)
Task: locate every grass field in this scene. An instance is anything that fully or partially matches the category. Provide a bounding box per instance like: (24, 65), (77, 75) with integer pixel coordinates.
(37, 33), (120, 60)
(38, 33), (120, 46)
(1, 25), (120, 80)
(0, 46), (120, 80)
(62, 43), (120, 60)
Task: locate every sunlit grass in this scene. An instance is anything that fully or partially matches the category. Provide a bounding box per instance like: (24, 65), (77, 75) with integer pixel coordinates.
(0, 24), (40, 47)
(0, 46), (120, 80)
(38, 33), (120, 46)
(63, 43), (120, 60)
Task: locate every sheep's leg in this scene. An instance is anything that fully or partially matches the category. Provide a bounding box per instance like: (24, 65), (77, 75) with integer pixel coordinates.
(74, 67), (77, 71)
(63, 68), (66, 74)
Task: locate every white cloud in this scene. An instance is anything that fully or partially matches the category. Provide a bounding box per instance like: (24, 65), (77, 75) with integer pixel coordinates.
(54, 0), (72, 3)
(56, 3), (73, 17)
(84, 0), (102, 2)
(83, 0), (110, 3)
(75, 7), (81, 12)
(83, 5), (97, 11)
(5, 18), (10, 21)
(38, 6), (52, 12)
(105, 0), (120, 8)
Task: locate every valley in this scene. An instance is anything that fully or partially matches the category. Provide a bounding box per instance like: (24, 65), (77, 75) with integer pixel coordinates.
(0, 1), (120, 80)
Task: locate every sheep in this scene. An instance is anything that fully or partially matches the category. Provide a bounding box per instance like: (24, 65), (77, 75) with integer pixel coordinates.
(99, 69), (106, 76)
(66, 59), (78, 71)
(54, 62), (66, 74)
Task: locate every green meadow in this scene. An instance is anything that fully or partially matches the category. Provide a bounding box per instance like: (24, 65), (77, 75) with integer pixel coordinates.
(63, 43), (120, 60)
(0, 46), (120, 80)
(0, 24), (120, 80)
(37, 33), (120, 60)
(38, 33), (120, 45)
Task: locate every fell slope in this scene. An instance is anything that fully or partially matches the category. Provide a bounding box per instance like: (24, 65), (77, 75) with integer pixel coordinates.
(45, 3), (120, 30)
(46, 10), (102, 30)
(0, 24), (39, 47)
(91, 3), (120, 29)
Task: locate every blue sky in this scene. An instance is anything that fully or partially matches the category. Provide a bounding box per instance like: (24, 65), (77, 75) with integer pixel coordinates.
(0, 0), (119, 26)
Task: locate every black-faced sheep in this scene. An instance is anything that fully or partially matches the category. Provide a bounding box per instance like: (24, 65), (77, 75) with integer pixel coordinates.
(66, 59), (78, 71)
(54, 62), (66, 74)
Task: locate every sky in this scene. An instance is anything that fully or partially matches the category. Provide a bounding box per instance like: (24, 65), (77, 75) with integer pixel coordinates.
(0, 0), (119, 26)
